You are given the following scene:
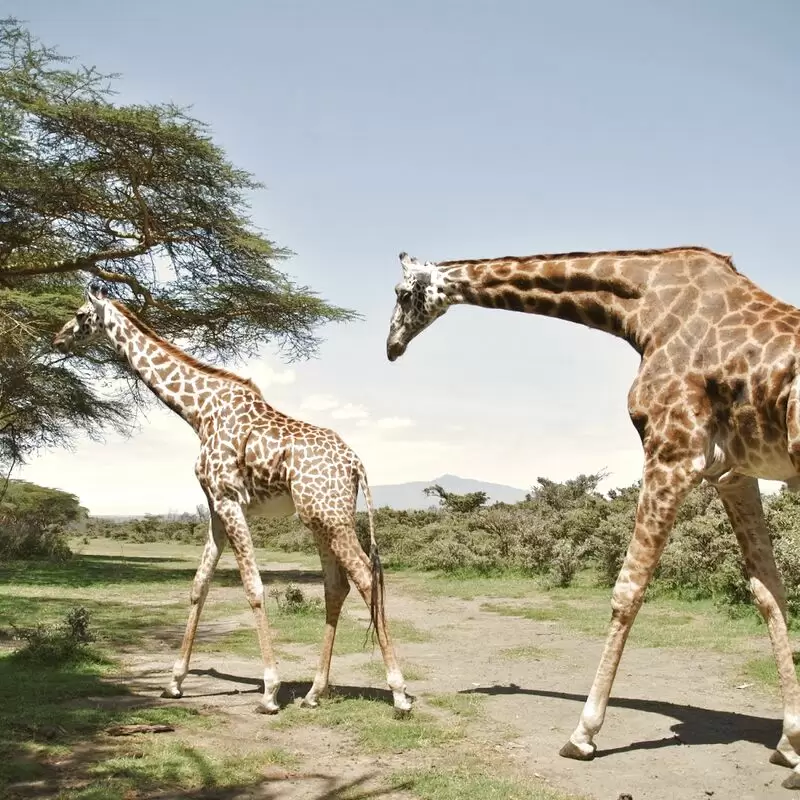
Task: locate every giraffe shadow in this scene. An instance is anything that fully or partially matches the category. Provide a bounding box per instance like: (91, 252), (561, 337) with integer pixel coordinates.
(462, 684), (781, 755)
(186, 667), (399, 707)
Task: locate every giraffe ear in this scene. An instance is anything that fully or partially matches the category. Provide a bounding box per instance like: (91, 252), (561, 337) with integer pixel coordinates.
(399, 251), (418, 277)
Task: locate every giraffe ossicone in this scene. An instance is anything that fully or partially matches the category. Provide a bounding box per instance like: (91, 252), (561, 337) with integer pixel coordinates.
(54, 289), (413, 716)
(386, 244), (800, 785)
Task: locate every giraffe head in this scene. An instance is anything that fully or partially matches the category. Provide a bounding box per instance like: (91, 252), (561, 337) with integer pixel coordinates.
(53, 283), (111, 353)
(386, 252), (450, 361)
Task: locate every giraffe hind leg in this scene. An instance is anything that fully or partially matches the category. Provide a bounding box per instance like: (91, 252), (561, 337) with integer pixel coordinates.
(307, 518), (412, 714)
(715, 475), (800, 784)
(337, 528), (412, 715)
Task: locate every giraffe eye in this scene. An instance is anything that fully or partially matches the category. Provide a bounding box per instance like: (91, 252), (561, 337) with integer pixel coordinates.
(396, 288), (411, 303)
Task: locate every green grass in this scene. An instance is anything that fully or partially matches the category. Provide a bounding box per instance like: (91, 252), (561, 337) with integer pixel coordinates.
(425, 692), (485, 719)
(480, 592), (767, 652)
(0, 541), (329, 798)
(400, 571), (547, 601)
(66, 741), (297, 799)
(391, 766), (584, 800)
(273, 695), (462, 751)
(0, 648), (207, 792)
(499, 644), (554, 660)
(197, 606), (428, 659)
(0, 539), (332, 656)
(741, 652), (800, 690)
(359, 658), (430, 682)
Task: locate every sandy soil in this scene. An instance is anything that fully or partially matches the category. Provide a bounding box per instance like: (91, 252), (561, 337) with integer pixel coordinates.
(120, 563), (797, 800)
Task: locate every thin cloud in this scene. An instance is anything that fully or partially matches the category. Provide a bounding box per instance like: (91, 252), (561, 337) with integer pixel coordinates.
(359, 416), (415, 430)
(248, 365), (296, 388)
(331, 403), (369, 420)
(299, 394), (339, 412)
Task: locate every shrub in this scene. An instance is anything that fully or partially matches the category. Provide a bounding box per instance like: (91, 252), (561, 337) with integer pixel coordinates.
(11, 606), (97, 665)
(269, 584), (321, 615)
(592, 506), (635, 587)
(545, 538), (593, 588)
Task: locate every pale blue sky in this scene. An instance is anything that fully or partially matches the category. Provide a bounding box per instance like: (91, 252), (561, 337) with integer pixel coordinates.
(16, 1), (800, 514)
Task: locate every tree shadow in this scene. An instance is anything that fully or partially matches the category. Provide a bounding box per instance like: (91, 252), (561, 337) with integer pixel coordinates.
(0, 654), (407, 800)
(141, 771), (414, 800)
(462, 684), (781, 754)
(0, 555), (323, 589)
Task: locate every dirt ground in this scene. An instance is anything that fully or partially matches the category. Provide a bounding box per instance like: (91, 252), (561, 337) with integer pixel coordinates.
(122, 560), (797, 800)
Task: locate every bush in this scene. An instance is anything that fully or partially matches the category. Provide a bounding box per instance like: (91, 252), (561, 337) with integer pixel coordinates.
(0, 519), (72, 561)
(11, 607), (96, 665)
(592, 507), (635, 587)
(546, 538), (593, 588)
(269, 584), (321, 615)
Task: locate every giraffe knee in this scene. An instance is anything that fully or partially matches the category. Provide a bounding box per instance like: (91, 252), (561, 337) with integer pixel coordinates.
(610, 584), (641, 623)
(749, 577), (785, 619)
(242, 576), (265, 610)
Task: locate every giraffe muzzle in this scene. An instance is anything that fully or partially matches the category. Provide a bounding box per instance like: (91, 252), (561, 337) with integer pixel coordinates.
(386, 339), (406, 362)
(52, 333), (71, 353)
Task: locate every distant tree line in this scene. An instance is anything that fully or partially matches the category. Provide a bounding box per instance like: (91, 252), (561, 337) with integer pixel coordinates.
(13, 471), (791, 618)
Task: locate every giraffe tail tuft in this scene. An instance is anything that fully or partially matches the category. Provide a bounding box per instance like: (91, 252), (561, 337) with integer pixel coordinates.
(355, 458), (384, 644)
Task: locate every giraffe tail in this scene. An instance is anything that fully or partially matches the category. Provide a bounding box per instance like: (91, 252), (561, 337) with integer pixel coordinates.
(355, 459), (384, 643)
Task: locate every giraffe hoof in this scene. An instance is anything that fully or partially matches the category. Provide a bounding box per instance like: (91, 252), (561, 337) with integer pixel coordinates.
(559, 739), (596, 761)
(255, 701), (280, 715)
(393, 705), (413, 720)
(300, 695), (319, 709)
(782, 772), (800, 790)
(161, 688), (183, 699)
(771, 749), (796, 769)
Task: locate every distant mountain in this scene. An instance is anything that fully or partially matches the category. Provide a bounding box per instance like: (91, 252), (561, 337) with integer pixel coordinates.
(94, 474), (528, 518)
(357, 473), (528, 511)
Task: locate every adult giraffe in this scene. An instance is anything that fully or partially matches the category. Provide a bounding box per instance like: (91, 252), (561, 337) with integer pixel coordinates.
(54, 284), (412, 716)
(385, 246), (800, 787)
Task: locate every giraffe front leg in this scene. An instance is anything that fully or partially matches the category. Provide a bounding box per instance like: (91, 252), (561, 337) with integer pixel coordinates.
(214, 498), (282, 714)
(560, 457), (696, 760)
(302, 542), (350, 708)
(163, 510), (226, 699)
(715, 475), (800, 786)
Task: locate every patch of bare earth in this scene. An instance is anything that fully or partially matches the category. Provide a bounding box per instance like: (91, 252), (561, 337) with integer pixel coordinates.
(116, 563), (794, 799)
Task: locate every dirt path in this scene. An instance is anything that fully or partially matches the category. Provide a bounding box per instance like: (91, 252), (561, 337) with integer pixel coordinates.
(123, 564), (794, 800)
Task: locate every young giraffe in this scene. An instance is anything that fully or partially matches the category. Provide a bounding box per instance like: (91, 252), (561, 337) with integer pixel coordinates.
(53, 284), (412, 715)
(386, 246), (800, 787)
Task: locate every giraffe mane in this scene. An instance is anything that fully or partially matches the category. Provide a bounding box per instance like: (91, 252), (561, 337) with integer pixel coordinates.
(111, 301), (261, 393)
(438, 246), (738, 272)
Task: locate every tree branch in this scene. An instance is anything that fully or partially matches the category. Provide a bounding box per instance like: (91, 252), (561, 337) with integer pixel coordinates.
(1, 243), (153, 279)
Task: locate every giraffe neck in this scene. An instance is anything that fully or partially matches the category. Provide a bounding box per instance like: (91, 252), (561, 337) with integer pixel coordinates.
(102, 302), (253, 431)
(436, 247), (737, 355)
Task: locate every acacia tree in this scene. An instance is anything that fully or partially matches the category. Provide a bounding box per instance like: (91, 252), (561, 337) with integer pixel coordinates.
(423, 483), (489, 514)
(0, 18), (356, 474)
(0, 478), (84, 558)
